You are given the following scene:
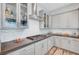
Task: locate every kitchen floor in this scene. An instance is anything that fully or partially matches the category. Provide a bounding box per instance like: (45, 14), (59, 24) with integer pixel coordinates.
(48, 47), (78, 55)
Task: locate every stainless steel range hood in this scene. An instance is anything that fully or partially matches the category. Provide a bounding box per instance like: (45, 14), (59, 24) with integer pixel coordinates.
(29, 3), (38, 20)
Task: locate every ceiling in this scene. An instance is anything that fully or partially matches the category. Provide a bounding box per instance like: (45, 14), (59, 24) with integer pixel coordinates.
(37, 3), (71, 13)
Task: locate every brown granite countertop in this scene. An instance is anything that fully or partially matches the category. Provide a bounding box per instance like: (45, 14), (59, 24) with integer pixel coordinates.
(51, 34), (79, 38)
(0, 34), (51, 55)
(1, 33), (79, 55)
(1, 39), (33, 55)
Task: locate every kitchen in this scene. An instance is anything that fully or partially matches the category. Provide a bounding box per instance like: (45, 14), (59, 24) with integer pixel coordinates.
(0, 3), (79, 55)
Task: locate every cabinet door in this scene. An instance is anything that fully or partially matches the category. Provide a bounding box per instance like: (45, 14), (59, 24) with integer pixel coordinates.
(0, 3), (1, 29)
(19, 3), (28, 29)
(0, 38), (1, 52)
(39, 20), (44, 29)
(2, 3), (17, 29)
(7, 44), (34, 55)
(67, 10), (78, 28)
(52, 16), (59, 28)
(70, 39), (79, 54)
(59, 14), (67, 28)
(47, 37), (54, 51)
(54, 36), (62, 47)
(42, 39), (48, 55)
(61, 37), (71, 50)
(35, 41), (42, 55)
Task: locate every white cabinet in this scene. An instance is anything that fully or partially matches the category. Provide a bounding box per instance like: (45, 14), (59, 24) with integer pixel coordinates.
(61, 37), (71, 50)
(47, 36), (54, 51)
(66, 10), (78, 28)
(52, 14), (66, 28)
(7, 44), (34, 55)
(52, 16), (59, 28)
(19, 3), (28, 28)
(54, 36), (73, 51)
(39, 13), (50, 29)
(58, 14), (67, 28)
(39, 20), (45, 29)
(54, 36), (62, 48)
(52, 9), (79, 29)
(34, 41), (42, 55)
(6, 36), (79, 55)
(48, 16), (52, 28)
(28, 3), (32, 16)
(42, 39), (48, 55)
(0, 38), (1, 52)
(2, 3), (17, 29)
(54, 36), (79, 54)
(0, 3), (1, 29)
(1, 3), (28, 29)
(35, 39), (48, 55)
(7, 37), (52, 55)
(54, 36), (71, 50)
(70, 39), (79, 54)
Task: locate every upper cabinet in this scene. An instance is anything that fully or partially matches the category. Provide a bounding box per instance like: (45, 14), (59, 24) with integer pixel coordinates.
(66, 10), (79, 28)
(39, 13), (50, 29)
(2, 3), (17, 29)
(0, 3), (1, 29)
(38, 6), (50, 29)
(27, 3), (50, 29)
(52, 9), (79, 29)
(0, 3), (28, 29)
(19, 3), (28, 28)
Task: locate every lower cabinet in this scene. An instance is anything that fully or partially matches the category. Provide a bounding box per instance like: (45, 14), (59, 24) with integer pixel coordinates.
(42, 39), (48, 55)
(61, 37), (71, 50)
(54, 36), (62, 48)
(54, 36), (72, 51)
(34, 36), (79, 54)
(34, 41), (43, 55)
(7, 37), (52, 55)
(7, 44), (35, 55)
(70, 39), (79, 54)
(47, 36), (54, 51)
(35, 37), (55, 55)
(55, 36), (79, 54)
(7, 36), (79, 55)
(35, 39), (48, 55)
